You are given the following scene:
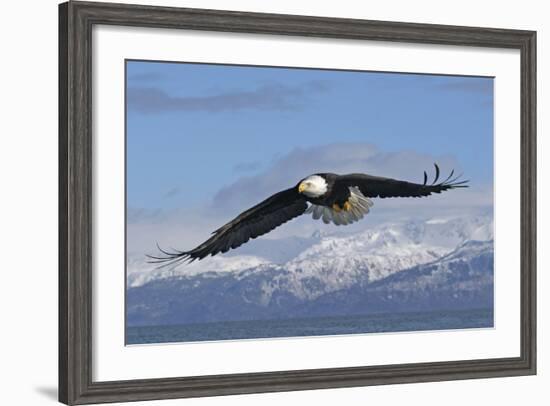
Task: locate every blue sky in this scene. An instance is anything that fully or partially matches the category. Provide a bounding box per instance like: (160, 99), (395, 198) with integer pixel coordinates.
(126, 60), (493, 213)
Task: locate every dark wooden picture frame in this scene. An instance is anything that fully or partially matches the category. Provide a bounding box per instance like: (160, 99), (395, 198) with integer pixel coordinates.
(59, 1), (536, 404)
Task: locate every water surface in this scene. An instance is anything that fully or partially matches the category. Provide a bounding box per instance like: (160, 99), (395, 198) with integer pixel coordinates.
(126, 308), (493, 345)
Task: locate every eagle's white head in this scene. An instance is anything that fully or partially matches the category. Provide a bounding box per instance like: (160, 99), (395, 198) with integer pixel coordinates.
(298, 175), (328, 198)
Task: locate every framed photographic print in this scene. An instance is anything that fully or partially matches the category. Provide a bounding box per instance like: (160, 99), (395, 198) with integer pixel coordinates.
(59, 1), (536, 404)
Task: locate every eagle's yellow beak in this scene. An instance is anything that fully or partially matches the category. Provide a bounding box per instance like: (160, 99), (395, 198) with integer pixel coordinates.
(298, 182), (307, 193)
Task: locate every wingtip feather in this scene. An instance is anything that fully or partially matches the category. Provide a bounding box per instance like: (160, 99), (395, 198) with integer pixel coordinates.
(432, 163), (440, 185)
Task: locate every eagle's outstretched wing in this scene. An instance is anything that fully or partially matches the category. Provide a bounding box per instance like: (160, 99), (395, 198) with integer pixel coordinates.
(339, 164), (468, 198)
(148, 187), (307, 266)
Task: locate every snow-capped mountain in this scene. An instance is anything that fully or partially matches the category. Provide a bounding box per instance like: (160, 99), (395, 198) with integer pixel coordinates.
(303, 239), (494, 317)
(128, 214), (492, 289)
(127, 214), (494, 326)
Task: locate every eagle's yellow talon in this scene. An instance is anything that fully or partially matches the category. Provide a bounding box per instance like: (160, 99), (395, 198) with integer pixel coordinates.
(332, 203), (342, 212)
(343, 201), (352, 211)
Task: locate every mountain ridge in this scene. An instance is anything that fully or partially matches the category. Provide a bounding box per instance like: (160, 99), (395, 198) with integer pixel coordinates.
(127, 215), (494, 326)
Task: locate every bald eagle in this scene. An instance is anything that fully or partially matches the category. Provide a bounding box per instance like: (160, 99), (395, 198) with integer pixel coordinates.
(148, 164), (467, 265)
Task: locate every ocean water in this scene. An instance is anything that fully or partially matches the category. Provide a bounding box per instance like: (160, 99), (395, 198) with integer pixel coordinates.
(126, 308), (493, 345)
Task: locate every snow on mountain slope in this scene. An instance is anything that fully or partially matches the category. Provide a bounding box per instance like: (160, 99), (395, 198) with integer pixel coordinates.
(127, 254), (270, 288)
(127, 213), (493, 294)
(369, 239), (494, 292)
(126, 234), (494, 326)
(297, 239), (494, 317)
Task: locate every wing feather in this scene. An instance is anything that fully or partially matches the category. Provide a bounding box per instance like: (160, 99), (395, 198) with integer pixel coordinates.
(339, 165), (468, 199)
(147, 187), (307, 265)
